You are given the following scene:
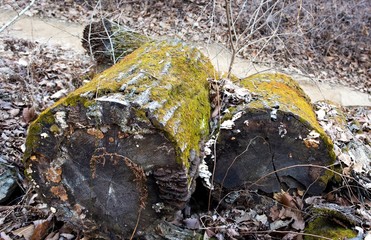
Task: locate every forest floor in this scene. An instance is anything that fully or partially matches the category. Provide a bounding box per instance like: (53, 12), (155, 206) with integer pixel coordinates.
(0, 1), (370, 239)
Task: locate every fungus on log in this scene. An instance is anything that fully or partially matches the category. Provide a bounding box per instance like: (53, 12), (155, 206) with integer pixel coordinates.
(24, 39), (215, 237)
(209, 73), (335, 199)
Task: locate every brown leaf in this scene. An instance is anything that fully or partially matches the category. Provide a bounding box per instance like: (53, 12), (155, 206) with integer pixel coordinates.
(269, 205), (280, 221)
(31, 217), (52, 240)
(273, 190), (297, 209)
(22, 107), (37, 123)
(12, 224), (35, 240)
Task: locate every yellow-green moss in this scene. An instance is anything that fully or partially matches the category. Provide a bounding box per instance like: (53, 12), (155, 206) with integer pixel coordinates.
(241, 73), (318, 131)
(50, 124), (60, 135)
(305, 217), (357, 240)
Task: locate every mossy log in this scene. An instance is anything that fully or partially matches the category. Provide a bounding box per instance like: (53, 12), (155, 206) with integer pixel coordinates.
(210, 73), (336, 198)
(24, 39), (215, 237)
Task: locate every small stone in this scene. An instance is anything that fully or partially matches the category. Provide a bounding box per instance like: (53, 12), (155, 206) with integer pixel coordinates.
(0, 164), (18, 204)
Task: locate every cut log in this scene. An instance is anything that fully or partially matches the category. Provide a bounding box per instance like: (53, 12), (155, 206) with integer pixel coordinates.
(24, 39), (215, 237)
(209, 73), (335, 198)
(82, 19), (150, 66)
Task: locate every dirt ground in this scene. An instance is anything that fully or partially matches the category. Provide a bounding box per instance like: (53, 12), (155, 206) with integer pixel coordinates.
(0, 1), (370, 239)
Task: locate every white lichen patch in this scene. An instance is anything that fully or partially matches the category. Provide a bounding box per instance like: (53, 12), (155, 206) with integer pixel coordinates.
(198, 159), (213, 189)
(219, 110), (244, 130)
(152, 202), (165, 213)
(223, 79), (251, 103)
(127, 71), (145, 85)
(232, 111), (243, 121)
(161, 62), (171, 75)
(307, 130), (320, 139)
(96, 93), (130, 106)
(146, 100), (162, 111)
(220, 120), (235, 129)
(270, 108), (278, 121)
(86, 104), (103, 124)
(315, 108), (326, 121)
(303, 130), (320, 148)
(80, 91), (94, 98)
(204, 137), (216, 157)
(40, 132), (49, 139)
(117, 64), (138, 82)
(133, 88), (151, 105)
(200, 137), (216, 189)
(55, 111), (68, 129)
(278, 122), (287, 138)
(160, 104), (179, 126)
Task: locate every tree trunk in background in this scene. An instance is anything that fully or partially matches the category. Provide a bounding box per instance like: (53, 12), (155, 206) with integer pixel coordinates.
(82, 19), (150, 67)
(24, 39), (215, 238)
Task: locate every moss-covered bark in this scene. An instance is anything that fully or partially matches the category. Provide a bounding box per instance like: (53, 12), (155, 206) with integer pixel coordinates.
(24, 39), (215, 238)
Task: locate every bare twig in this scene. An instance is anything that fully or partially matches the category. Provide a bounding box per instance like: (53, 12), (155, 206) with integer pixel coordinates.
(0, 0), (36, 33)
(225, 0), (236, 79)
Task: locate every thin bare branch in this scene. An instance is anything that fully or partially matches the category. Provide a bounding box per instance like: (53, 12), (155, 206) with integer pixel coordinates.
(0, 0), (36, 33)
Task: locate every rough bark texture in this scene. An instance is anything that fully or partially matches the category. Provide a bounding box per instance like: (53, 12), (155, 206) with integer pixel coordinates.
(210, 73), (335, 198)
(24, 39), (214, 238)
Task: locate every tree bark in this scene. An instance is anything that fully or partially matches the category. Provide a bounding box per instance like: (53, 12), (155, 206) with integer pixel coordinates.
(24, 39), (214, 238)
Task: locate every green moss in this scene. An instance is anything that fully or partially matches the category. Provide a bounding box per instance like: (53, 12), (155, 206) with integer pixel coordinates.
(23, 110), (55, 161)
(50, 124), (60, 135)
(305, 216), (357, 240)
(110, 23), (151, 62)
(221, 106), (237, 122)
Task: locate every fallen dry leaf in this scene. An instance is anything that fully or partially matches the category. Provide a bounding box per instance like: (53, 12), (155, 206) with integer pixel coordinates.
(12, 224), (35, 240)
(22, 107), (37, 123)
(269, 205), (280, 221)
(274, 190), (298, 209)
(31, 216), (52, 240)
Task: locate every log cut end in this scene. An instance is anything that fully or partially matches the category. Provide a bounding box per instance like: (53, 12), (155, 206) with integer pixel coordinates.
(82, 19), (150, 66)
(211, 73), (335, 197)
(24, 40), (215, 237)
